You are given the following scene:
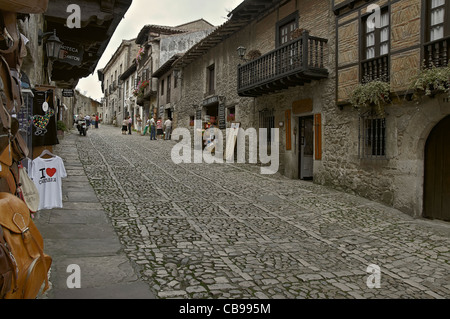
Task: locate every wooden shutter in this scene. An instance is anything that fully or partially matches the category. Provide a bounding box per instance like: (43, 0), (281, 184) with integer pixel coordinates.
(285, 110), (292, 151)
(314, 114), (322, 160)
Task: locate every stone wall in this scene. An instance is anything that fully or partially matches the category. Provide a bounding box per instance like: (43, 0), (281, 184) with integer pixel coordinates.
(329, 0), (450, 218)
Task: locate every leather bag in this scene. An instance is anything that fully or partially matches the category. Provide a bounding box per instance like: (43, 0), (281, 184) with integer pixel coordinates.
(0, 1), (48, 14)
(0, 193), (52, 299)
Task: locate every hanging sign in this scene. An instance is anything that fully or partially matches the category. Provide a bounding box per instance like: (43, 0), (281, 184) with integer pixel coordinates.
(59, 41), (84, 66)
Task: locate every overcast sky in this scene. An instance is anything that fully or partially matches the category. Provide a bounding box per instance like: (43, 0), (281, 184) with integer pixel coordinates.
(76, 0), (243, 101)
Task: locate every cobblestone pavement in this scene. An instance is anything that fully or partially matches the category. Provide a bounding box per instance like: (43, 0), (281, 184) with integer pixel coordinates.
(68, 125), (449, 299)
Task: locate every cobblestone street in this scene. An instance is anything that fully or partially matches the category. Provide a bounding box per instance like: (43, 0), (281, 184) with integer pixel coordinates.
(64, 125), (449, 299)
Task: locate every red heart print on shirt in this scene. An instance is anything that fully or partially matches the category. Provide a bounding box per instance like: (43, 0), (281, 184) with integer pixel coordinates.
(46, 168), (57, 177)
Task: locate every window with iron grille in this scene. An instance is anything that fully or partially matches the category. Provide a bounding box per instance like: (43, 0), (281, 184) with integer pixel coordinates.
(259, 109), (275, 145)
(359, 113), (386, 159)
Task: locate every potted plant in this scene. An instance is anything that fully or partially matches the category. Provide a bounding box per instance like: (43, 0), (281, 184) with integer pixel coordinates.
(57, 120), (67, 137)
(349, 78), (391, 116)
(410, 63), (450, 98)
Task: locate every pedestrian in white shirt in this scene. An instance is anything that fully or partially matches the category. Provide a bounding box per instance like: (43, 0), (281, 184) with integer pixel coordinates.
(164, 118), (172, 140)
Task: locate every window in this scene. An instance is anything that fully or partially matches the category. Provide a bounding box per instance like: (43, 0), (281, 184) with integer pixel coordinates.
(161, 79), (164, 96)
(167, 75), (171, 103)
(363, 8), (390, 60)
(207, 64), (215, 95)
(276, 12), (299, 47)
(359, 113), (386, 159)
(259, 109), (275, 145)
(429, 0), (449, 41)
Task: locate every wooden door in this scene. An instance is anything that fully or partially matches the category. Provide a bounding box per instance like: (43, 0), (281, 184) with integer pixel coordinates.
(299, 116), (314, 180)
(424, 116), (450, 221)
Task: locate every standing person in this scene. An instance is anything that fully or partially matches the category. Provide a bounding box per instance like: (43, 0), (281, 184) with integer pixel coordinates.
(122, 118), (128, 135)
(156, 118), (164, 140)
(150, 116), (157, 141)
(95, 114), (99, 129)
(136, 115), (142, 133)
(164, 118), (173, 140)
(128, 116), (132, 135)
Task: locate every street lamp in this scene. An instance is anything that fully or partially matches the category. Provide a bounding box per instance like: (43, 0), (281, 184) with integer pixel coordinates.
(38, 29), (63, 60)
(237, 46), (247, 61)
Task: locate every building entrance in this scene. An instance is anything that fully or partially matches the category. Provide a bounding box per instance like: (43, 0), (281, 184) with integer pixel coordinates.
(424, 115), (450, 221)
(299, 116), (314, 180)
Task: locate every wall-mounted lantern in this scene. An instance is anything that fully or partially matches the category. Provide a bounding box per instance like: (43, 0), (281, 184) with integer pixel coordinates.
(237, 46), (247, 61)
(38, 29), (63, 61)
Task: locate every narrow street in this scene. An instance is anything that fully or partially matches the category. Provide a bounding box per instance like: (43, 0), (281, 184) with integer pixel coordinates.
(50, 125), (450, 299)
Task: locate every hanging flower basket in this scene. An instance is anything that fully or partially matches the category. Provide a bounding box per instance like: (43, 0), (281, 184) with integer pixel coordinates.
(136, 47), (146, 63)
(349, 79), (391, 116)
(410, 63), (450, 98)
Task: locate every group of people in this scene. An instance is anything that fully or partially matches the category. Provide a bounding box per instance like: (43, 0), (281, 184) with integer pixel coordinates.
(122, 115), (172, 140)
(75, 114), (100, 129)
(121, 116), (133, 135)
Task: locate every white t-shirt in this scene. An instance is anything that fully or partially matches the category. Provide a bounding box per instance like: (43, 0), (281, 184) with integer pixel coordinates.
(31, 156), (67, 211)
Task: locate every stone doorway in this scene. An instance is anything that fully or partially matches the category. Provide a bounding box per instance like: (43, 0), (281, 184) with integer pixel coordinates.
(424, 115), (450, 221)
(299, 116), (314, 180)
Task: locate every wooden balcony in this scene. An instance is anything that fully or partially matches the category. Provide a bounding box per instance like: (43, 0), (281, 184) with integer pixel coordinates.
(361, 55), (390, 83)
(237, 31), (329, 98)
(424, 36), (449, 68)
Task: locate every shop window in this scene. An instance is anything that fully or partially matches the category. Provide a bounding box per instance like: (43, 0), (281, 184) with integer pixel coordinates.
(359, 113), (386, 159)
(227, 107), (236, 122)
(204, 103), (218, 128)
(190, 116), (195, 127)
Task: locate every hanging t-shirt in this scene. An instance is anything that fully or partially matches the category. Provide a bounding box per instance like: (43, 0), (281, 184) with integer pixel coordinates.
(31, 156), (67, 211)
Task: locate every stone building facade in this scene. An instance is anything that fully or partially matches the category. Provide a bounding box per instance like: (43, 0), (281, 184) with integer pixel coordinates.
(99, 39), (139, 125)
(172, 0), (449, 222)
(330, 0), (450, 221)
(174, 0), (334, 179)
(133, 20), (215, 131)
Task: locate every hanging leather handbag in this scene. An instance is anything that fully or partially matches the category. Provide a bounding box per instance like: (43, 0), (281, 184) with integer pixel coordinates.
(0, 193), (52, 299)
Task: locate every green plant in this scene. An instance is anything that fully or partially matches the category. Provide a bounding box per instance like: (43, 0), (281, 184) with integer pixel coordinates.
(410, 63), (450, 97)
(57, 120), (67, 132)
(349, 78), (391, 116)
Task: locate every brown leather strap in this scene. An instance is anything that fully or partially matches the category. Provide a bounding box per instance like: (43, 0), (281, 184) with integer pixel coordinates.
(0, 226), (18, 294)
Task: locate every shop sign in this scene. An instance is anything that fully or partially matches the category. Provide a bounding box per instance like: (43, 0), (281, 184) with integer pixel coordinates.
(59, 41), (84, 66)
(62, 89), (74, 97)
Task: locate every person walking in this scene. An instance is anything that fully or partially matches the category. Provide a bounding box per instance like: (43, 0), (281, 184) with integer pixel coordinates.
(143, 117), (150, 136)
(128, 116), (132, 135)
(164, 118), (172, 140)
(156, 118), (164, 140)
(150, 116), (157, 140)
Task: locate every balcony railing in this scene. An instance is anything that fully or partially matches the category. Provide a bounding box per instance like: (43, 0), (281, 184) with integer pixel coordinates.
(424, 36), (449, 68)
(237, 31), (328, 97)
(361, 55), (390, 83)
